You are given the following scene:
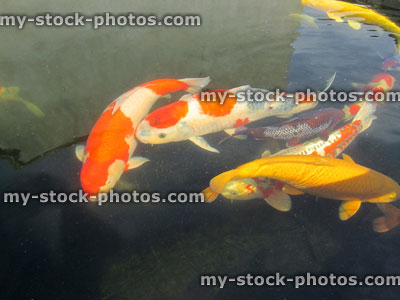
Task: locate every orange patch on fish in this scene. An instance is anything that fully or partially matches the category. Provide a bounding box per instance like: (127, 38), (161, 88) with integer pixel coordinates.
(349, 104), (361, 115)
(245, 184), (256, 194)
(233, 118), (249, 128)
(146, 100), (189, 129)
(137, 79), (189, 95)
(85, 102), (133, 163)
(323, 121), (361, 156)
(197, 90), (237, 117)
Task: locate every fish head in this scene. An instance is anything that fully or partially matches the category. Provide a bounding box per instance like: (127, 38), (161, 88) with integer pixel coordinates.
(221, 178), (262, 200)
(136, 99), (194, 144)
(81, 158), (126, 197)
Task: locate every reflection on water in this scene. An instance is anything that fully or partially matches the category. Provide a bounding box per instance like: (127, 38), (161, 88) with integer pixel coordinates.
(1, 0), (400, 299)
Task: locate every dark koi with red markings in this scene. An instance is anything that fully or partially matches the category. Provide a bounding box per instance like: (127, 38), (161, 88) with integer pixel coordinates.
(234, 108), (345, 146)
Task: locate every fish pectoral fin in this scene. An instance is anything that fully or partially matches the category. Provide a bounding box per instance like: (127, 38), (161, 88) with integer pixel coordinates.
(201, 187), (219, 203)
(318, 130), (330, 141)
(75, 144), (86, 162)
(347, 20), (361, 30)
(224, 128), (247, 140)
(339, 200), (362, 221)
(264, 190), (292, 212)
(326, 12), (344, 23)
(282, 184), (304, 196)
(342, 153), (355, 164)
(224, 128), (235, 136)
(189, 136), (220, 153)
(126, 156), (150, 170)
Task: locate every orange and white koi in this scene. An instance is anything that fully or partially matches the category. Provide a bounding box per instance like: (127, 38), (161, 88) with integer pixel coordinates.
(135, 78), (337, 153)
(75, 77), (210, 197)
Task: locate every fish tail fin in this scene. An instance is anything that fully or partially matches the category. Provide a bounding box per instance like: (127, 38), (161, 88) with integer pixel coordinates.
(201, 187), (219, 203)
(20, 98), (45, 117)
(354, 102), (377, 130)
(210, 170), (237, 194)
(180, 77), (211, 93)
(373, 203), (400, 232)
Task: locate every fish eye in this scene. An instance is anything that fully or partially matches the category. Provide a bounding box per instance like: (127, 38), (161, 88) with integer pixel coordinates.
(158, 133), (166, 138)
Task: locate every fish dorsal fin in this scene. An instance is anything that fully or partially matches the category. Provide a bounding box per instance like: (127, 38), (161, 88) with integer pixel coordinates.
(342, 153), (355, 164)
(264, 190), (292, 212)
(282, 184), (304, 196)
(202, 187), (219, 203)
(339, 200), (362, 221)
(227, 85), (251, 94)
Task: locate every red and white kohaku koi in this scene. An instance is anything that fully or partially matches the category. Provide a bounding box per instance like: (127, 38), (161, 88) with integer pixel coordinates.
(233, 107), (345, 146)
(136, 86), (324, 153)
(202, 102), (377, 213)
(75, 77), (210, 197)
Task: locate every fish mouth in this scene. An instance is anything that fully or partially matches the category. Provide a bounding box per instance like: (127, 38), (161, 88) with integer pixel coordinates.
(135, 127), (152, 143)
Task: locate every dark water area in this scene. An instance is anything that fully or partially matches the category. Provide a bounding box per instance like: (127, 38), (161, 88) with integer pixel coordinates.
(2, 1), (400, 300)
